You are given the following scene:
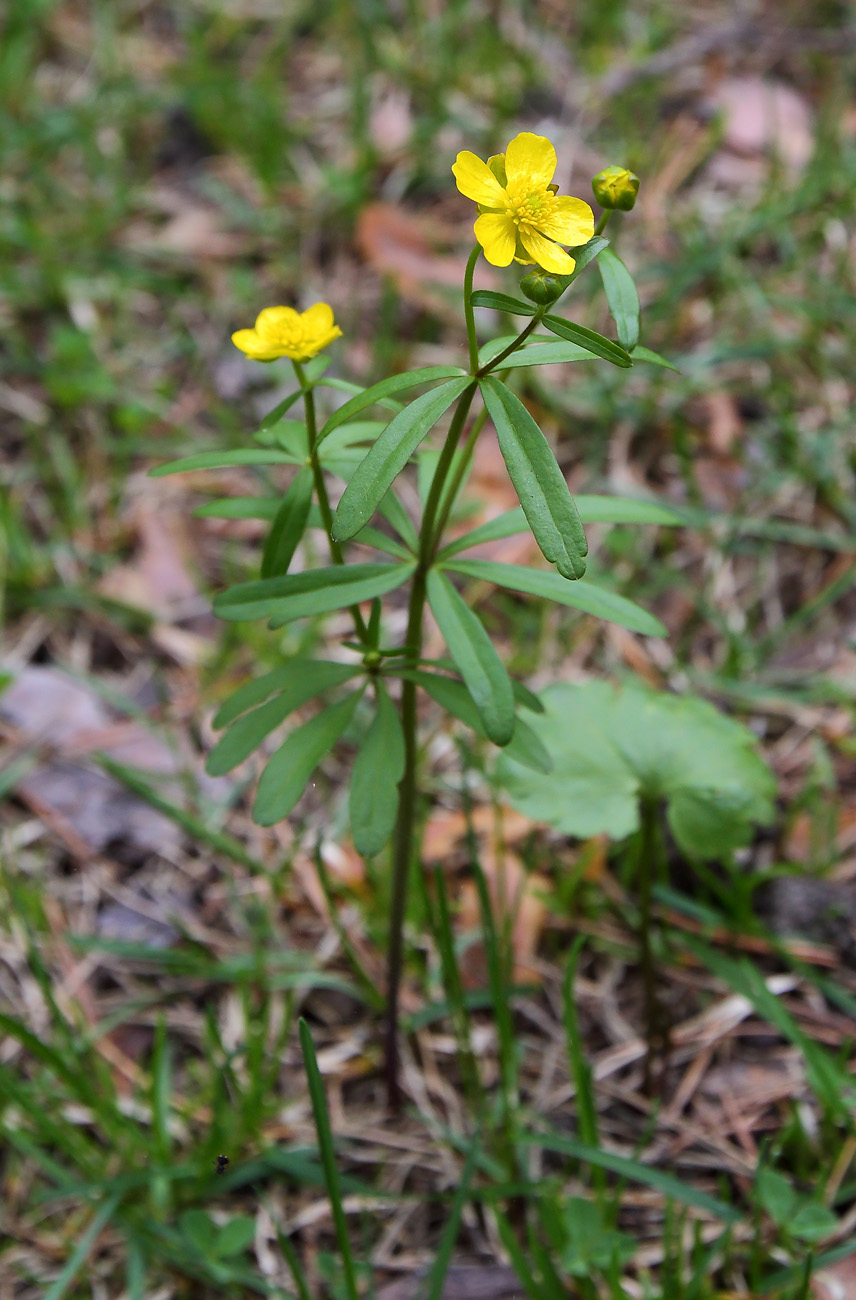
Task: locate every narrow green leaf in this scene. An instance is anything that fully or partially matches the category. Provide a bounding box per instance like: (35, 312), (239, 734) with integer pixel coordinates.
(542, 315), (633, 367)
(519, 1131), (740, 1223)
(43, 1195), (121, 1300)
(598, 247), (640, 352)
(556, 234), (610, 286)
(333, 378), (473, 540)
(512, 680), (544, 713)
(298, 1020), (362, 1300)
(437, 495), (681, 560)
(377, 489), (419, 550)
(503, 716), (552, 774)
(214, 660), (356, 727)
(254, 690), (362, 825)
(427, 570), (515, 746)
(317, 421), (386, 457)
(208, 663), (360, 775)
(397, 670), (485, 736)
(257, 388), (304, 431)
(480, 377), (587, 580)
(350, 525), (414, 560)
(470, 291), (537, 316)
(480, 339), (594, 370)
(632, 345), (681, 372)
(214, 562), (415, 623)
(319, 365), (467, 440)
(349, 683), (405, 855)
(446, 559), (667, 637)
(261, 467), (313, 578)
(149, 449), (296, 477)
(194, 497), (279, 520)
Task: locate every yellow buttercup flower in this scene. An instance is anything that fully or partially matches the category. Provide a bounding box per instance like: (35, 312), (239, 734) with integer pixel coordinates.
(231, 303), (342, 363)
(452, 132), (594, 275)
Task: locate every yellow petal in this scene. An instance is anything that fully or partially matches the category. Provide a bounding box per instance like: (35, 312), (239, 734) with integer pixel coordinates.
(300, 302), (335, 334)
(452, 151), (506, 206)
(255, 306), (298, 341)
(232, 328), (271, 359)
(518, 228), (576, 275)
(536, 196), (595, 247)
(504, 132), (556, 192)
(302, 326), (343, 357)
(474, 213), (516, 266)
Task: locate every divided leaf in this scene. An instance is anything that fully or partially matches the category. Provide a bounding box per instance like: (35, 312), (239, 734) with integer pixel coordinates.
(254, 690), (363, 825)
(479, 377), (587, 580)
(426, 570), (515, 746)
(333, 378), (473, 540)
(261, 466), (313, 578)
(597, 248), (640, 352)
(499, 682), (776, 857)
(349, 683), (405, 856)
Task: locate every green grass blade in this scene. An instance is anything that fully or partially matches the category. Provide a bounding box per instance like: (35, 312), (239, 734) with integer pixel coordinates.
(43, 1193), (121, 1300)
(298, 1018), (361, 1300)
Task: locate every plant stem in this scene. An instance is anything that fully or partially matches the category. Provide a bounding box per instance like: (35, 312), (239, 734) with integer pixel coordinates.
(638, 795), (667, 1092)
(294, 360), (368, 643)
(383, 253), (558, 1107)
(384, 386), (475, 1108)
(476, 311), (542, 377)
(594, 209), (613, 237)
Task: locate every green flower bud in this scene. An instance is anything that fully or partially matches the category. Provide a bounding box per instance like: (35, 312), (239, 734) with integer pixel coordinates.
(592, 165), (640, 212)
(519, 269), (564, 305)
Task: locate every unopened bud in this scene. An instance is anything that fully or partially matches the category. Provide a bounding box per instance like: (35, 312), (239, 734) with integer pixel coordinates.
(592, 165), (640, 212)
(519, 269), (563, 305)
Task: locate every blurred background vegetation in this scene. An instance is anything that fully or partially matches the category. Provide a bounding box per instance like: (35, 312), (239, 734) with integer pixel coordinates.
(3, 1), (856, 1296)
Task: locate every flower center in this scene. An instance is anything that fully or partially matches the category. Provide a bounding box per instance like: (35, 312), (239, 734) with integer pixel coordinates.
(504, 186), (556, 229)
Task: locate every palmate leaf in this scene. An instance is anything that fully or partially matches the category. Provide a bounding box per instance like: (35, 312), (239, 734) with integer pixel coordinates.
(319, 365), (467, 440)
(479, 377), (587, 580)
(254, 689), (364, 825)
(214, 562), (416, 624)
(426, 570), (515, 746)
(444, 559), (666, 637)
(333, 378), (473, 540)
(261, 466), (313, 578)
(349, 682), (405, 856)
(499, 682), (775, 857)
(207, 661), (361, 775)
(597, 247), (640, 352)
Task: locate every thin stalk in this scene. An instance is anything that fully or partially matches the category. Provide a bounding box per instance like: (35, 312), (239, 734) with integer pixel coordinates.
(594, 210), (613, 237)
(463, 244), (480, 374)
(294, 360), (368, 643)
(384, 245), (554, 1107)
(476, 310), (543, 378)
(638, 795), (668, 1092)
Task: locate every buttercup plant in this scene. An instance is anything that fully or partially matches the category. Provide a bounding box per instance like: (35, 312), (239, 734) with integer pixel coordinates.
(154, 132), (676, 1104)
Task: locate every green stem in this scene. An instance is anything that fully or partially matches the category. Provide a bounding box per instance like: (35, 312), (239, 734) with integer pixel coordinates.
(430, 407), (489, 550)
(463, 244), (480, 374)
(476, 310), (543, 378)
(594, 209), (613, 237)
(383, 245), (553, 1107)
(293, 361), (368, 643)
(638, 795), (666, 1092)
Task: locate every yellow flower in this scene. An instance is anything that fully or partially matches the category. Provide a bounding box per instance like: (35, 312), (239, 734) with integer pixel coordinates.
(452, 132), (594, 275)
(231, 303), (342, 363)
